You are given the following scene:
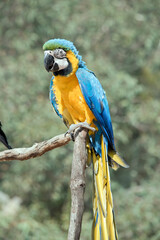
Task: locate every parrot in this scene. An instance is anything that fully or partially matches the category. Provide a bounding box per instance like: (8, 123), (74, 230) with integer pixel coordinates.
(43, 39), (129, 240)
(0, 121), (12, 149)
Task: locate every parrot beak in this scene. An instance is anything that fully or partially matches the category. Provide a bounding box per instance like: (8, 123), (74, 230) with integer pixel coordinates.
(44, 53), (59, 72)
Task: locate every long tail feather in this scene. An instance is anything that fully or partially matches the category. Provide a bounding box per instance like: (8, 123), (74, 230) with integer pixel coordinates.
(93, 153), (106, 217)
(92, 135), (118, 240)
(105, 144), (118, 239)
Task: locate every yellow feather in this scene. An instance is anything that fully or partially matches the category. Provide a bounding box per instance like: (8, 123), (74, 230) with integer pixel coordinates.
(107, 203), (116, 239)
(92, 189), (100, 240)
(99, 204), (109, 240)
(93, 153), (106, 217)
(104, 141), (118, 240)
(62, 108), (74, 126)
(105, 145), (113, 208)
(92, 210), (100, 240)
(108, 150), (129, 169)
(111, 161), (120, 171)
(101, 136), (107, 178)
(86, 141), (92, 166)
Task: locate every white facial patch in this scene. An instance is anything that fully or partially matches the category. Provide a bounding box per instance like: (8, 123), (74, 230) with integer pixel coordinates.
(54, 57), (69, 71)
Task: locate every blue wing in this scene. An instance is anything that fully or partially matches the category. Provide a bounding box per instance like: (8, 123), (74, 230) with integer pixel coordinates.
(76, 68), (115, 150)
(50, 76), (62, 118)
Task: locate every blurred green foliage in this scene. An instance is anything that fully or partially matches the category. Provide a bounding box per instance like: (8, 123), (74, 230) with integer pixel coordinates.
(0, 0), (160, 239)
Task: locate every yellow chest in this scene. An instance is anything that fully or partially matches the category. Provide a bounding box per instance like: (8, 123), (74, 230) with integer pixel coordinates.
(53, 73), (95, 124)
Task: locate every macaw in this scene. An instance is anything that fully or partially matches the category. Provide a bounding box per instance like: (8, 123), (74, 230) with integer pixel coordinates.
(0, 121), (12, 149)
(43, 39), (129, 240)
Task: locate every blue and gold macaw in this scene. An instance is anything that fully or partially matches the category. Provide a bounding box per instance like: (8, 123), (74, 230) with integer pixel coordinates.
(43, 39), (129, 240)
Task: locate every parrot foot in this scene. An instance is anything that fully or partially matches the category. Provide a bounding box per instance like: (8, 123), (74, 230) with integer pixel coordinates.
(65, 122), (96, 141)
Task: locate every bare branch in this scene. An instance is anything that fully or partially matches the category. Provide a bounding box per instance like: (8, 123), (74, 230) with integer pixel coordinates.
(68, 128), (88, 240)
(0, 134), (71, 162)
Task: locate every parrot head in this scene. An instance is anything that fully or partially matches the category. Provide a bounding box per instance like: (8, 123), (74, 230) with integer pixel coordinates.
(43, 39), (86, 76)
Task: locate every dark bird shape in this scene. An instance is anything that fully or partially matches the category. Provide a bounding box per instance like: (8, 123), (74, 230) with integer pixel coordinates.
(0, 121), (12, 149)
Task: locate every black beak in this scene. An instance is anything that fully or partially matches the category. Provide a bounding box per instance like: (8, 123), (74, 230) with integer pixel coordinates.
(44, 53), (54, 72)
(44, 53), (59, 72)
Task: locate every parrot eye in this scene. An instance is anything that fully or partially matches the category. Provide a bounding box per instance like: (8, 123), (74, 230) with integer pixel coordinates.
(53, 49), (66, 59)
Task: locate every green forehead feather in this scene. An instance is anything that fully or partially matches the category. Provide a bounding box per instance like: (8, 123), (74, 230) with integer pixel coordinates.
(43, 39), (70, 52)
(43, 39), (76, 52)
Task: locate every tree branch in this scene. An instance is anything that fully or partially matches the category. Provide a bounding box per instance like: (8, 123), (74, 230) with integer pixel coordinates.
(0, 134), (71, 162)
(68, 128), (88, 240)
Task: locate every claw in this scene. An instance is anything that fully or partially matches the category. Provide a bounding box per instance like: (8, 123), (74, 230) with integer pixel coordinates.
(64, 121), (96, 139)
(70, 132), (75, 141)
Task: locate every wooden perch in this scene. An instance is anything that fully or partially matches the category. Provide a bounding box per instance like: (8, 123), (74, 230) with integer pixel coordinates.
(0, 133), (71, 162)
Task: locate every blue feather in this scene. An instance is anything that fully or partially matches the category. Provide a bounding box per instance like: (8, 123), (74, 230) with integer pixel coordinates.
(50, 76), (62, 118)
(76, 68), (115, 151)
